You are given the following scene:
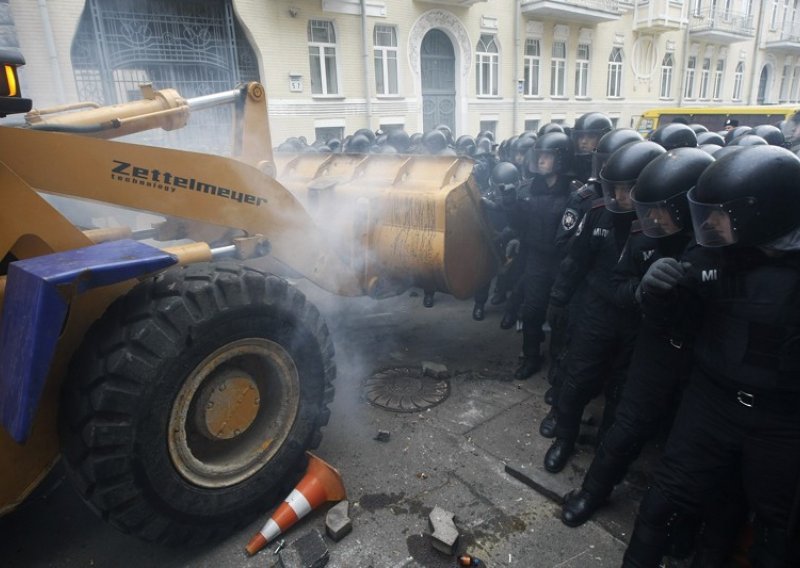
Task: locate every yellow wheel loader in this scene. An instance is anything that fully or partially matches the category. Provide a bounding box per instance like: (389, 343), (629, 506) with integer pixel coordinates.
(0, 51), (495, 544)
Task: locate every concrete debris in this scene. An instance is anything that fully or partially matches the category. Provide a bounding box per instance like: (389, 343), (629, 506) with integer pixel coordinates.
(277, 529), (329, 568)
(373, 430), (390, 443)
(325, 500), (352, 542)
(428, 505), (459, 555)
(422, 361), (450, 379)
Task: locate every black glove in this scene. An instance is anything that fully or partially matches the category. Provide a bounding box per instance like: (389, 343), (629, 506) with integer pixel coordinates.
(639, 258), (691, 296)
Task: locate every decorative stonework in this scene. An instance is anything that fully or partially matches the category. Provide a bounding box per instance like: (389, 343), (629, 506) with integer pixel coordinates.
(704, 45), (715, 58)
(665, 39), (676, 52)
(739, 49), (747, 60)
(578, 28), (593, 44)
(718, 46), (728, 58)
(481, 16), (498, 30)
(553, 24), (570, 41)
(409, 9), (472, 76)
(526, 20), (544, 37)
(613, 32), (625, 46)
(689, 43), (699, 56)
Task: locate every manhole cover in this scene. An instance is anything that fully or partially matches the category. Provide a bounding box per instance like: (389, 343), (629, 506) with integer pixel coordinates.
(363, 367), (450, 412)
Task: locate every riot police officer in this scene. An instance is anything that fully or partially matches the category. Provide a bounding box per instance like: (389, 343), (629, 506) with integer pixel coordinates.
(570, 112), (613, 183)
(560, 148), (714, 527)
(473, 162), (521, 320)
(649, 122), (698, 150)
(541, 129), (645, 438)
(623, 145), (800, 567)
(510, 132), (576, 379)
(544, 141), (666, 473)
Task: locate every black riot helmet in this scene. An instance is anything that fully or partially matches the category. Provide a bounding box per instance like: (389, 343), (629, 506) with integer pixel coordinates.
(649, 123), (698, 150)
(490, 161), (521, 190)
(724, 125), (755, 145)
(422, 129), (448, 154)
(727, 134), (768, 147)
(512, 135), (537, 168)
(435, 124), (454, 146)
(752, 124), (786, 147)
(327, 138), (342, 152)
(688, 123), (709, 134)
(538, 122), (565, 137)
(455, 134), (477, 157)
(697, 131), (725, 146)
(592, 128), (644, 181)
(700, 144), (722, 155)
(409, 132), (423, 151)
(526, 132), (573, 176)
(498, 136), (516, 161)
(631, 148), (715, 238)
(600, 141), (666, 213)
(688, 145), (800, 247)
(478, 129), (495, 142)
(572, 112), (613, 155)
(345, 134), (371, 154)
(387, 129), (411, 153)
(353, 128), (376, 145)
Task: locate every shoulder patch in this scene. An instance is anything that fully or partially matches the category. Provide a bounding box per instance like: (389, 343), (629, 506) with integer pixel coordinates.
(561, 208), (579, 231)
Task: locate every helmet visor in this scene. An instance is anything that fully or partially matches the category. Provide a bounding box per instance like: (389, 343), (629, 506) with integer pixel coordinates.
(529, 149), (557, 175)
(632, 192), (687, 238)
(687, 188), (758, 247)
(601, 178), (636, 213)
(572, 131), (603, 156)
(591, 152), (609, 180)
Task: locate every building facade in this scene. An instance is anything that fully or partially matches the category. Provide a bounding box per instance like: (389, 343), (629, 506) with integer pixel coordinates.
(4, 0), (800, 143)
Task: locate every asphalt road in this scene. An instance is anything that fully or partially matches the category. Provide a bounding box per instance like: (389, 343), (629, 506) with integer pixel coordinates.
(0, 282), (665, 568)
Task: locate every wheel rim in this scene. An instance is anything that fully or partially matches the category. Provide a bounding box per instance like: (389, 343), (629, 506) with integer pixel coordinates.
(168, 337), (300, 488)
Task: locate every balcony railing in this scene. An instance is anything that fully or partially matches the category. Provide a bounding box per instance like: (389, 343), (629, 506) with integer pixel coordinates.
(520, 0), (622, 24)
(766, 23), (800, 51)
(689, 7), (755, 39)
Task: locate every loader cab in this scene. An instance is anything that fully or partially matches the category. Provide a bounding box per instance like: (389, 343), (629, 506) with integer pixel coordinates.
(0, 49), (32, 118)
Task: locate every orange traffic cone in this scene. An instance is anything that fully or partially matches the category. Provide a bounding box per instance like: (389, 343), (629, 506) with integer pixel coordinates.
(245, 452), (346, 556)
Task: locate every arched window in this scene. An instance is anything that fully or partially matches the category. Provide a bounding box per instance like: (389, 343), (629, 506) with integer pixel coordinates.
(308, 20), (338, 95)
(476, 34), (499, 96)
(660, 53), (674, 99)
(606, 47), (623, 98)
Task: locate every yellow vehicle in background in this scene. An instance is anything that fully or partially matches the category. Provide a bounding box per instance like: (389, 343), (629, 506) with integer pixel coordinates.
(636, 105), (800, 134)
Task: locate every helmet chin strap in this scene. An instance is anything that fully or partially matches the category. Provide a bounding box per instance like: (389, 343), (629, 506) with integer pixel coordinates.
(762, 227), (800, 252)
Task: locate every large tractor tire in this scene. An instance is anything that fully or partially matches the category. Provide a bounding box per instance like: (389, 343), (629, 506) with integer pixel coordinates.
(59, 262), (336, 544)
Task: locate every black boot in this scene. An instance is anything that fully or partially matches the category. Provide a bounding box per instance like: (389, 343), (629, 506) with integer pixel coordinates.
(514, 356), (541, 380)
(544, 437), (574, 473)
(423, 291), (434, 308)
(472, 303), (485, 321)
(500, 311), (516, 330)
(539, 408), (557, 438)
(561, 488), (607, 527)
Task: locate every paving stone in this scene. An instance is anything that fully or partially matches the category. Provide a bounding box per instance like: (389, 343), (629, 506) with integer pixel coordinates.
(278, 529), (329, 568)
(325, 500), (352, 542)
(428, 505), (459, 555)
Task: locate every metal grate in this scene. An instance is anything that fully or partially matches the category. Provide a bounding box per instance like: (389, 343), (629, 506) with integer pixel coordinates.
(363, 367), (450, 413)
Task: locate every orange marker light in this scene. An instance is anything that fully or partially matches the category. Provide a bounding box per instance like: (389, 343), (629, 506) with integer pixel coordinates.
(4, 65), (17, 97)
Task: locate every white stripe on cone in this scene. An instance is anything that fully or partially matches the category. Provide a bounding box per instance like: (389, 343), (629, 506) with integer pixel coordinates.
(284, 489), (312, 518)
(259, 518), (281, 542)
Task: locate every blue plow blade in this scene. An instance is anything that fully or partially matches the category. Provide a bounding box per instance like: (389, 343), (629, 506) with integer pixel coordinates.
(0, 239), (177, 443)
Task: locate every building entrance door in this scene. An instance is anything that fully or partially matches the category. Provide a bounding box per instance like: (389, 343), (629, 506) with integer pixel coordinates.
(421, 29), (455, 134)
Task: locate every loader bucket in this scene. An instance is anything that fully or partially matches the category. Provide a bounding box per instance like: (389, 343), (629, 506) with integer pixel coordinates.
(276, 153), (496, 300)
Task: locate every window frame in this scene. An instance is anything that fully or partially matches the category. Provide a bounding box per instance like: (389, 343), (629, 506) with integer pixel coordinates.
(551, 40), (567, 98)
(684, 55), (697, 100)
(606, 47), (623, 98)
(308, 20), (339, 96)
(575, 43), (590, 98)
(732, 61), (745, 101)
(476, 33), (500, 97)
(712, 59), (724, 100)
(524, 38), (541, 97)
(373, 24), (399, 96)
(660, 53), (674, 99)
(699, 57), (711, 100)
